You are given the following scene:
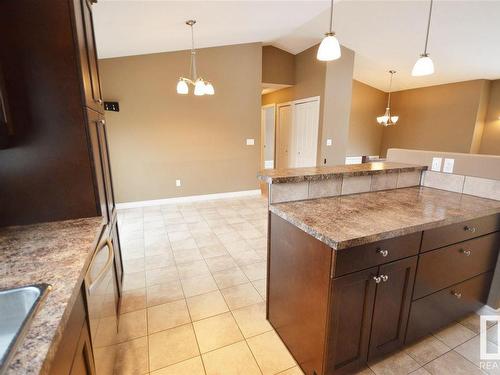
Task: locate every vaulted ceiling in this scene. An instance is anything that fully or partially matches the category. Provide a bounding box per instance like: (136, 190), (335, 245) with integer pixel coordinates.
(93, 0), (500, 92)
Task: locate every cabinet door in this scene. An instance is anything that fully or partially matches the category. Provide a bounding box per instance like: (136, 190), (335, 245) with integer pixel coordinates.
(69, 321), (96, 375)
(72, 0), (103, 113)
(97, 119), (116, 221)
(369, 257), (417, 360)
(86, 109), (108, 224)
(111, 219), (124, 296)
(326, 267), (378, 375)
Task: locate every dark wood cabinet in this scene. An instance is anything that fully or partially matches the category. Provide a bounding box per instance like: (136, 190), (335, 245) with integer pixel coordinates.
(72, 0), (104, 113)
(69, 321), (95, 375)
(110, 219), (124, 295)
(326, 268), (377, 374)
(369, 257), (417, 359)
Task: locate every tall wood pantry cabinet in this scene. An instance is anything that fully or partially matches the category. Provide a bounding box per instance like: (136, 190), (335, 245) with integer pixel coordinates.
(0, 0), (123, 292)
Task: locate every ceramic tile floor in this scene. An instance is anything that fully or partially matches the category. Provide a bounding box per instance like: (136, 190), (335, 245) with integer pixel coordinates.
(116, 195), (500, 375)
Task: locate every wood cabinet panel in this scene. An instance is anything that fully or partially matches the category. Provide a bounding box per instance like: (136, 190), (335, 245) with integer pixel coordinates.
(369, 257), (417, 359)
(406, 271), (493, 343)
(414, 233), (500, 299)
(268, 214), (333, 375)
(334, 232), (421, 277)
(71, 0), (103, 113)
(421, 214), (500, 252)
(111, 218), (123, 297)
(326, 267), (377, 374)
(97, 119), (116, 221)
(69, 320), (95, 375)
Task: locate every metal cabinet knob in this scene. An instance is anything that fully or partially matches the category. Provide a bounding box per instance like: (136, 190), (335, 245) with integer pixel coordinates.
(451, 291), (462, 299)
(99, 119), (105, 125)
(380, 275), (389, 282)
(464, 225), (476, 233)
(460, 249), (472, 256)
(373, 276), (382, 284)
(377, 248), (389, 257)
(95, 98), (103, 104)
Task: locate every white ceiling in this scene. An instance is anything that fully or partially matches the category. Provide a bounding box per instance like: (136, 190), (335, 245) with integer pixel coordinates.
(93, 0), (500, 92)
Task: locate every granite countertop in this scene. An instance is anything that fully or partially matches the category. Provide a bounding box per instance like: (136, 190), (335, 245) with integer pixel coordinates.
(270, 186), (500, 250)
(257, 162), (427, 184)
(0, 217), (105, 375)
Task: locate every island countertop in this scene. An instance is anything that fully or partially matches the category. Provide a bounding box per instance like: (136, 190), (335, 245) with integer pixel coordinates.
(269, 186), (500, 250)
(0, 217), (104, 375)
(257, 161), (427, 184)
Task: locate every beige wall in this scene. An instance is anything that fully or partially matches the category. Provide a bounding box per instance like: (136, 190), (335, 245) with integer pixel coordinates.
(379, 80), (489, 157)
(480, 80), (500, 155)
(346, 80), (386, 157)
(100, 43), (262, 203)
(262, 45), (354, 165)
(262, 46), (295, 85)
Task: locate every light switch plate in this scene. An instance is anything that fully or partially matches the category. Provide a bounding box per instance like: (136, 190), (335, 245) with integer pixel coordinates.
(443, 158), (455, 173)
(326, 139), (333, 146)
(246, 138), (255, 146)
(431, 157), (442, 172)
(175, 179), (181, 187)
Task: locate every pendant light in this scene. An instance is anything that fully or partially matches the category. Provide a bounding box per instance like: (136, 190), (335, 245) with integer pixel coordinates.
(176, 20), (215, 96)
(412, 0), (435, 76)
(377, 70), (399, 126)
(317, 0), (341, 61)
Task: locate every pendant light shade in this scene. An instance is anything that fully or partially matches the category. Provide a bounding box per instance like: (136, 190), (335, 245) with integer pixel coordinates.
(176, 20), (215, 96)
(316, 0), (341, 62)
(412, 0), (435, 77)
(194, 78), (206, 96)
(205, 82), (215, 95)
(412, 54), (434, 76)
(377, 70), (399, 127)
(317, 33), (341, 61)
(176, 79), (189, 94)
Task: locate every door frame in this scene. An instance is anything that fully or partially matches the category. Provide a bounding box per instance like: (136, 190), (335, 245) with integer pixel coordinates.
(276, 96), (320, 169)
(261, 103), (276, 170)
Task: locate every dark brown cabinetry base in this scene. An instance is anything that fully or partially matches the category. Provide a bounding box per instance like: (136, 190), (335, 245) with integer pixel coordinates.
(268, 213), (499, 375)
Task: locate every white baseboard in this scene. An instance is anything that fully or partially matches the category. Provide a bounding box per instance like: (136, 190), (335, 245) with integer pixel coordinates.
(116, 189), (262, 209)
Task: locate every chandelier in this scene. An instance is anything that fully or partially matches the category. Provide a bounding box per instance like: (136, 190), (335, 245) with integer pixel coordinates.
(176, 20), (215, 96)
(377, 70), (399, 127)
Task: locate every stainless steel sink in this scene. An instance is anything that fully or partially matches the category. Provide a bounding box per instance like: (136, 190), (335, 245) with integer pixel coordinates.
(0, 284), (50, 374)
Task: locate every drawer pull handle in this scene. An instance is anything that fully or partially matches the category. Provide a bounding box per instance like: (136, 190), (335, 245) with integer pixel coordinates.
(380, 275), (389, 282)
(464, 225), (476, 233)
(451, 291), (462, 299)
(377, 248), (389, 257)
(373, 276), (382, 284)
(460, 249), (472, 256)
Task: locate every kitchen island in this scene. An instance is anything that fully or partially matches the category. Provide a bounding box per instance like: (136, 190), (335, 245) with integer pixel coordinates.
(267, 186), (500, 375)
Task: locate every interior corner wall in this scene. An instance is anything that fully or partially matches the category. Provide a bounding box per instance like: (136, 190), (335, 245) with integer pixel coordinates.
(479, 79), (500, 155)
(470, 80), (490, 153)
(347, 80), (386, 157)
(99, 43), (262, 203)
(262, 45), (295, 85)
(379, 79), (488, 157)
(261, 44), (355, 166)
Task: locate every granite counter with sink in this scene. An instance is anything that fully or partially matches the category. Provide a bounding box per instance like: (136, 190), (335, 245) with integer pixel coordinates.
(0, 217), (104, 375)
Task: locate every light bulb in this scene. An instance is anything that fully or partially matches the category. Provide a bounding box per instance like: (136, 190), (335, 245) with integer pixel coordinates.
(194, 79), (206, 96)
(317, 33), (341, 61)
(391, 116), (399, 123)
(377, 115), (389, 124)
(412, 54), (434, 76)
(176, 79), (188, 95)
(205, 82), (215, 95)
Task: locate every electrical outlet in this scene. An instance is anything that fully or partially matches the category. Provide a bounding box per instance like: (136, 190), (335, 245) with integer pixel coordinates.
(175, 179), (181, 187)
(443, 158), (455, 173)
(431, 157), (442, 172)
(326, 139), (333, 146)
(246, 138), (255, 146)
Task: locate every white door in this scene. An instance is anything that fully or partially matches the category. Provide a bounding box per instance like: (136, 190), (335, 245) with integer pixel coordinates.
(261, 105), (276, 169)
(292, 99), (320, 167)
(277, 104), (292, 169)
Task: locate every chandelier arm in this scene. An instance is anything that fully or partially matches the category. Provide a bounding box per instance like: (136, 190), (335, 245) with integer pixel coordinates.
(423, 0), (433, 54)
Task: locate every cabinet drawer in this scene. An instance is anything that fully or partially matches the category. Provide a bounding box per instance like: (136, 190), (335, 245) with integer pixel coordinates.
(421, 214), (500, 252)
(406, 271), (493, 343)
(414, 233), (500, 299)
(334, 232), (421, 277)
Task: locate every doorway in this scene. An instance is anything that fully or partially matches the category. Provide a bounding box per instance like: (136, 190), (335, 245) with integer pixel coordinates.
(261, 104), (276, 169)
(276, 96), (320, 169)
